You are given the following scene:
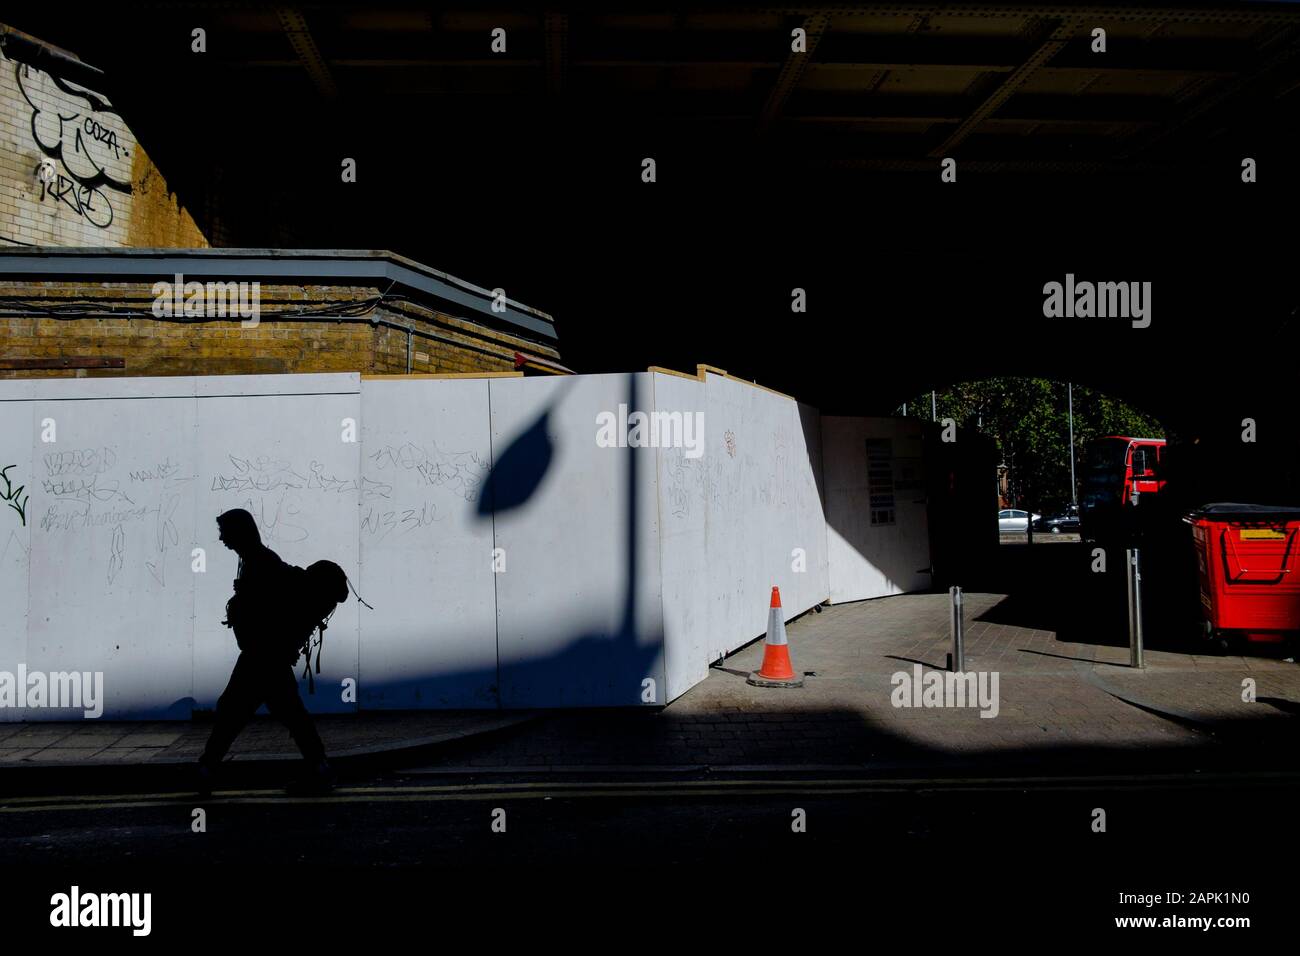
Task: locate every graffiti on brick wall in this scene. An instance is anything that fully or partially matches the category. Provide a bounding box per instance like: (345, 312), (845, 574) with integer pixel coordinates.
(38, 172), (115, 228)
(16, 62), (132, 229)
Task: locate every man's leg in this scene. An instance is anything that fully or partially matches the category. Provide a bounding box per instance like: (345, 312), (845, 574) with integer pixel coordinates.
(200, 653), (265, 768)
(263, 663), (326, 765)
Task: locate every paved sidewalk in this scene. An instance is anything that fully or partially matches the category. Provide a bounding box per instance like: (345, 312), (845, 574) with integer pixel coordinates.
(3, 592), (1297, 778)
(0, 710), (534, 768)
(415, 593), (1300, 773)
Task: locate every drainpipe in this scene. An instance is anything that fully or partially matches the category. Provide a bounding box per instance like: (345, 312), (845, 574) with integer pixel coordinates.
(0, 26), (108, 91)
(371, 317), (414, 373)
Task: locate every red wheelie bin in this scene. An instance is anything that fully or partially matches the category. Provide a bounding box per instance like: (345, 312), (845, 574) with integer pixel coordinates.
(1185, 502), (1300, 649)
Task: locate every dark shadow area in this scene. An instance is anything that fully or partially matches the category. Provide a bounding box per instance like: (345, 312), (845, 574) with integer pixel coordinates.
(1258, 696), (1300, 718)
(5, 758), (1299, 942)
(477, 414), (554, 517)
(4, 698), (1299, 799)
(971, 534), (1275, 658)
(885, 653), (948, 671)
(476, 376), (576, 519)
(711, 667), (751, 679)
(1018, 648), (1128, 667)
(973, 543), (1129, 645)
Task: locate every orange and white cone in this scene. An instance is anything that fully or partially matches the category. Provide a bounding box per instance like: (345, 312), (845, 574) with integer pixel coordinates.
(747, 586), (804, 688)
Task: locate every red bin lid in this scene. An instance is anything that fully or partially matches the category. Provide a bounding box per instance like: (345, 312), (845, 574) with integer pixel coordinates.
(1186, 502), (1300, 521)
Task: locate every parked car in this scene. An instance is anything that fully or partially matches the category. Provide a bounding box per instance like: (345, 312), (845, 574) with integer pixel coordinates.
(1032, 505), (1081, 534)
(997, 509), (1041, 531)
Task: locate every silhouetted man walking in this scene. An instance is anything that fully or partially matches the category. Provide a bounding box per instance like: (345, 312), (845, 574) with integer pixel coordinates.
(197, 509), (334, 795)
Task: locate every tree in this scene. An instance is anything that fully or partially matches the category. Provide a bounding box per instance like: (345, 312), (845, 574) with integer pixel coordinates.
(905, 379), (1162, 510)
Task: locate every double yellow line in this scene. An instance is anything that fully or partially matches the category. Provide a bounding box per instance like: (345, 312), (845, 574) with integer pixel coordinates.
(2, 769), (1296, 814)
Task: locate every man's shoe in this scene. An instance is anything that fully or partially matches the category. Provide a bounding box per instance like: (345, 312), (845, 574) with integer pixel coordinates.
(285, 760), (335, 796)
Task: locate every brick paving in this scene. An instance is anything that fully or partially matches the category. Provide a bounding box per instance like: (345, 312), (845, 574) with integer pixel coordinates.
(427, 592), (1300, 771)
(0, 711), (531, 767)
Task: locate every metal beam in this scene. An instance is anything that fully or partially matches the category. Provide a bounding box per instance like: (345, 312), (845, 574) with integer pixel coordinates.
(0, 24), (108, 91)
(786, 114), (965, 124)
(755, 5), (1300, 25)
(275, 7), (338, 97)
(817, 61), (1228, 79)
(236, 59), (545, 68)
(853, 11), (930, 98)
(812, 33), (1249, 76)
(231, 29), (1247, 79)
(813, 60), (1015, 73)
(788, 91), (1167, 124)
(815, 158), (1174, 174)
(1122, 24), (1300, 157)
(759, 13), (830, 129)
(544, 11), (568, 95)
(928, 17), (1078, 156)
(788, 115), (1157, 128)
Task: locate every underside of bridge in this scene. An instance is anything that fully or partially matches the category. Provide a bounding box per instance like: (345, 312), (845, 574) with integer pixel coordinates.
(6, 2), (1298, 498)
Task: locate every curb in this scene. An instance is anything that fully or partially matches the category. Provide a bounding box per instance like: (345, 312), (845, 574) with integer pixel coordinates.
(0, 712), (540, 793)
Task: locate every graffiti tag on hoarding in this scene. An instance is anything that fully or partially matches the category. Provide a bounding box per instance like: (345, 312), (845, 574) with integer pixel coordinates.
(2, 466), (29, 526)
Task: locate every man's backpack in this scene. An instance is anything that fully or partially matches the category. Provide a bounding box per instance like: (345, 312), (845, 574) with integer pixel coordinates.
(283, 560), (352, 693)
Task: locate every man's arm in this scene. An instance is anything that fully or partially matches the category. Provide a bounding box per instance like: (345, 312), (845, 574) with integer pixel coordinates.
(230, 547), (292, 644)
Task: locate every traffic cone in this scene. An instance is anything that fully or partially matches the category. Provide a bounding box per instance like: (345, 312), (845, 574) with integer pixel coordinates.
(747, 586), (804, 688)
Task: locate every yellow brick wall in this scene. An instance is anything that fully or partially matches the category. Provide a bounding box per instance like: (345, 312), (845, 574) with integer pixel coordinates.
(126, 147), (208, 249)
(0, 47), (208, 249)
(0, 280), (558, 379)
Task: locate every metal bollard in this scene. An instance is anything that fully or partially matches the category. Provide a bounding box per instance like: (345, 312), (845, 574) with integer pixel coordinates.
(950, 585), (965, 672)
(1127, 548), (1144, 668)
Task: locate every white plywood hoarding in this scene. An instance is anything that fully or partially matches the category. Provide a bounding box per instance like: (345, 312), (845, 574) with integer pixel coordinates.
(822, 416), (932, 603)
(699, 372), (830, 664)
(0, 371), (934, 718)
(0, 385), (34, 722)
(651, 372), (710, 701)
(490, 374), (666, 707)
(358, 378), (498, 708)
(27, 390), (197, 719)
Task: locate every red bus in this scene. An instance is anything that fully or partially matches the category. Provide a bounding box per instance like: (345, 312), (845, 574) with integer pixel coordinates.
(1079, 436), (1166, 538)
